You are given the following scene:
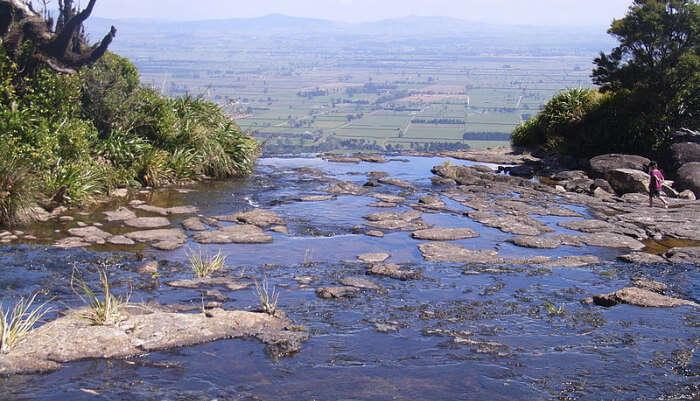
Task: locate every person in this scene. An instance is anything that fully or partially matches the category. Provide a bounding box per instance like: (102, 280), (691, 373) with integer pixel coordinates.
(648, 161), (668, 208)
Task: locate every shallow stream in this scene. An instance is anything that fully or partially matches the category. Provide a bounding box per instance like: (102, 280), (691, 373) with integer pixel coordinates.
(1, 156), (698, 400)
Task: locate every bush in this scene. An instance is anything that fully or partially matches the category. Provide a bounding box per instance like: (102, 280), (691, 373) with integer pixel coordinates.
(0, 143), (37, 226)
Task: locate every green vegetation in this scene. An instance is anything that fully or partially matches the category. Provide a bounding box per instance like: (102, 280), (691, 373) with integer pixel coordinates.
(513, 0), (699, 159)
(0, 294), (53, 353)
(71, 267), (129, 325)
(187, 247), (228, 278)
(0, 47), (258, 226)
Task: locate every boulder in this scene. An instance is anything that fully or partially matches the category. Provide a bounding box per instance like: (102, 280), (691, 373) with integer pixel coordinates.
(675, 162), (700, 196)
(679, 189), (696, 200)
(589, 154), (650, 178)
(670, 142), (700, 168)
(605, 168), (649, 195)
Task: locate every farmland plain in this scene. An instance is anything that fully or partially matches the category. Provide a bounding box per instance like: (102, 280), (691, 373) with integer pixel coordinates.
(89, 15), (612, 154)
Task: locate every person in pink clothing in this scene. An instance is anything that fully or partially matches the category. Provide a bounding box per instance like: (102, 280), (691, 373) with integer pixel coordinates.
(648, 161), (668, 208)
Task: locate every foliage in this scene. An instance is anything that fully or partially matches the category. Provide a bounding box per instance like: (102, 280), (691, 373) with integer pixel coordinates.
(513, 0), (699, 160)
(0, 293), (53, 353)
(254, 277), (280, 316)
(71, 266), (128, 325)
(0, 142), (37, 226)
(187, 247), (228, 278)
(0, 45), (259, 226)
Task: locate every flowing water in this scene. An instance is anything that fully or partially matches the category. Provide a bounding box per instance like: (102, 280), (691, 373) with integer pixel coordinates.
(1, 156), (698, 400)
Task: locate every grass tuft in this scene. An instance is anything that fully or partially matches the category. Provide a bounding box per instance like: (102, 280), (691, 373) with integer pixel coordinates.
(0, 293), (53, 353)
(254, 277), (280, 316)
(71, 266), (129, 325)
(187, 247), (227, 278)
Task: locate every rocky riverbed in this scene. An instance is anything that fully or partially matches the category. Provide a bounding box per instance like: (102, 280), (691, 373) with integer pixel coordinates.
(0, 149), (698, 400)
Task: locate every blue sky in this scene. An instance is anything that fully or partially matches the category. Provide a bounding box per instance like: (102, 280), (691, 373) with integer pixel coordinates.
(90, 0), (632, 26)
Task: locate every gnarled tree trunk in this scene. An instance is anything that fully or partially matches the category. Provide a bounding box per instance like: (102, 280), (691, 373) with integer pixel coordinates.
(0, 0), (116, 75)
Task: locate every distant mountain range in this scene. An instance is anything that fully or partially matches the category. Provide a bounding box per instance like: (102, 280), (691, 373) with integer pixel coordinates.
(86, 13), (611, 41)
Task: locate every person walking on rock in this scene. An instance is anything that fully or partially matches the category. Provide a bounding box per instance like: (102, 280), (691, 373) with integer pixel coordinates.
(648, 161), (668, 208)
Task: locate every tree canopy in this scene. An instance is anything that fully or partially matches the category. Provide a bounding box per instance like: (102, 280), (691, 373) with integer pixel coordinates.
(592, 0), (699, 137)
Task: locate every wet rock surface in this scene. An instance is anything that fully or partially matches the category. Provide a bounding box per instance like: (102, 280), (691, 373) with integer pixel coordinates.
(592, 287), (699, 308)
(193, 225), (273, 244)
(0, 307), (308, 375)
(411, 227), (479, 241)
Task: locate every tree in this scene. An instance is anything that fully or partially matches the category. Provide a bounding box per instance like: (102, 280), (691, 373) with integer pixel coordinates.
(592, 0), (699, 144)
(0, 0), (116, 75)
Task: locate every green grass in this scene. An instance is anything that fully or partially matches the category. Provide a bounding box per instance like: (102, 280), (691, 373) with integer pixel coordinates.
(0, 294), (53, 353)
(71, 267), (129, 325)
(187, 247), (228, 278)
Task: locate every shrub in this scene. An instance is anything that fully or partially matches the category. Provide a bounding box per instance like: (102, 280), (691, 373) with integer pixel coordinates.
(0, 142), (37, 226)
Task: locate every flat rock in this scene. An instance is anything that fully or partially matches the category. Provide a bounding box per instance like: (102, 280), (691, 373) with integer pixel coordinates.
(125, 229), (187, 246)
(666, 247), (700, 265)
(592, 287), (698, 308)
(54, 237), (91, 249)
(339, 276), (382, 290)
(103, 207), (137, 221)
(182, 217), (207, 231)
(137, 261), (159, 274)
(109, 188), (129, 198)
(368, 263), (422, 280)
(193, 225), (272, 244)
(124, 217), (171, 229)
(370, 193), (405, 203)
(166, 277), (250, 292)
(66, 226), (112, 243)
(297, 195), (336, 202)
(316, 286), (361, 299)
(107, 235), (136, 246)
(632, 280), (668, 292)
(467, 211), (553, 236)
(540, 255), (600, 267)
(558, 219), (615, 233)
(411, 228), (479, 241)
(507, 236), (564, 249)
(358, 253), (390, 263)
(581, 232), (645, 250)
(0, 308), (308, 375)
(418, 242), (503, 263)
(223, 209), (284, 227)
(377, 177), (415, 189)
(323, 182), (368, 196)
(618, 252), (668, 264)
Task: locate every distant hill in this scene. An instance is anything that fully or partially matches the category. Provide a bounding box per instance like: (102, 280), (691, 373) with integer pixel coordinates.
(86, 14), (613, 51)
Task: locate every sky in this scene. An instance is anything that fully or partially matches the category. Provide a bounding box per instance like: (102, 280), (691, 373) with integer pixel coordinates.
(87, 0), (633, 27)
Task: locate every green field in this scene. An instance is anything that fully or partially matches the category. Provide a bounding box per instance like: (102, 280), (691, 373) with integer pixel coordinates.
(104, 26), (599, 154)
